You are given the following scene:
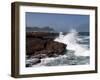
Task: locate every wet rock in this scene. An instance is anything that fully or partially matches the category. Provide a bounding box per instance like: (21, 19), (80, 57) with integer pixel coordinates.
(30, 53), (48, 59)
(26, 58), (41, 67)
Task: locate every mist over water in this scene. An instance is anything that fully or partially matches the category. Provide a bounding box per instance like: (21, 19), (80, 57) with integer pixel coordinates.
(29, 29), (90, 67)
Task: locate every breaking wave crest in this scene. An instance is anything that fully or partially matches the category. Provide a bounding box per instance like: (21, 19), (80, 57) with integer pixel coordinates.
(54, 29), (89, 56)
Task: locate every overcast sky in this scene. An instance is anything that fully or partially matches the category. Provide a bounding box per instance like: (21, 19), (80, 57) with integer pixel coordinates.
(26, 12), (89, 32)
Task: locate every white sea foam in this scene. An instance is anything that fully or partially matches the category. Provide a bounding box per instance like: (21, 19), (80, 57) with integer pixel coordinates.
(54, 29), (89, 56)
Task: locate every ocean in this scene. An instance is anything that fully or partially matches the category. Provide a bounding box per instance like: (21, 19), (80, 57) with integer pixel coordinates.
(26, 29), (90, 67)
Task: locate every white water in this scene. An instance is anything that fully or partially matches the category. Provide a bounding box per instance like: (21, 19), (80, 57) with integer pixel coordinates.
(54, 29), (89, 56)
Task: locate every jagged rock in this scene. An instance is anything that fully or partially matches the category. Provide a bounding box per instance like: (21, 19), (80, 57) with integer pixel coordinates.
(46, 41), (66, 55)
(26, 32), (67, 58)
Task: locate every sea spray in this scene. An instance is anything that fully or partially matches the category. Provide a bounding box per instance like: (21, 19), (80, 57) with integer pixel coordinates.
(54, 29), (90, 56)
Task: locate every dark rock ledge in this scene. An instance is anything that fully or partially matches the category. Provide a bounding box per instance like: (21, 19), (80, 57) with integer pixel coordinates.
(26, 32), (67, 66)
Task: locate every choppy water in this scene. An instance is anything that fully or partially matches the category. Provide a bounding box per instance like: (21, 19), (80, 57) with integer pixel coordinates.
(26, 29), (90, 67)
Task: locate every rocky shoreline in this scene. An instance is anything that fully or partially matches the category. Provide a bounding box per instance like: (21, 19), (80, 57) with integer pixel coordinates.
(26, 32), (67, 67)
